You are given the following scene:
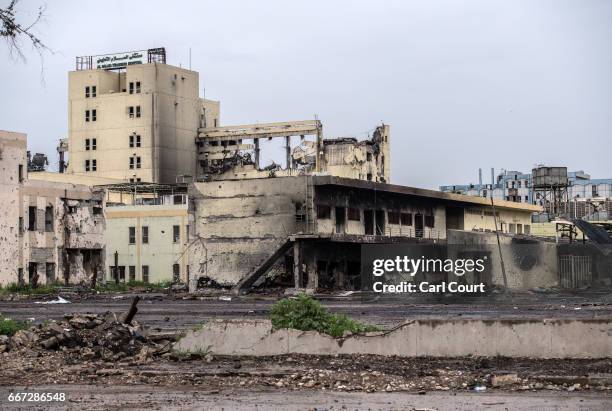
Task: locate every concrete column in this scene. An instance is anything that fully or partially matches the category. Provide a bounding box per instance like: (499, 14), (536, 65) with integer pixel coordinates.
(338, 255), (347, 288)
(293, 241), (301, 289)
(307, 247), (318, 290)
(285, 136), (291, 169)
(254, 138), (260, 169)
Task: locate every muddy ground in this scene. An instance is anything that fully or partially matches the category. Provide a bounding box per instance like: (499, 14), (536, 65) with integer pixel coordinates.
(1, 290), (612, 409)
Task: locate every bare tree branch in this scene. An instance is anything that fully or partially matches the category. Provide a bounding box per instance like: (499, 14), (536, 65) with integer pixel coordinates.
(1, 0), (51, 63)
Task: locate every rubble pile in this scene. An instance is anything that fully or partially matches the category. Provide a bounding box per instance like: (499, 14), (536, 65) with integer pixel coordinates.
(3, 298), (172, 362)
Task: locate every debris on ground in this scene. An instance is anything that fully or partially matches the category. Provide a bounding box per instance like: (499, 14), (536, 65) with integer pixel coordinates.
(34, 296), (71, 304)
(4, 297), (173, 363)
(1, 293), (612, 394)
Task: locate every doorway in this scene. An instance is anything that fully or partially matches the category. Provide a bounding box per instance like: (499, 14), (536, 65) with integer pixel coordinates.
(414, 213), (424, 238)
(335, 207), (346, 234)
(364, 210), (374, 235)
(28, 262), (38, 287)
(375, 210), (386, 235)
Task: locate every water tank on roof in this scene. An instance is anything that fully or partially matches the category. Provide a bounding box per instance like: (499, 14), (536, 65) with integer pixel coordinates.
(531, 166), (568, 188)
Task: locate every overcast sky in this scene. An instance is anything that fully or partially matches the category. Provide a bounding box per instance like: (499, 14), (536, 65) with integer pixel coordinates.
(1, 0), (610, 188)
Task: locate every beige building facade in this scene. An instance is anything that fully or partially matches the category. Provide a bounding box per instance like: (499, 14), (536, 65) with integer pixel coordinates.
(67, 62), (219, 183)
(104, 187), (191, 284)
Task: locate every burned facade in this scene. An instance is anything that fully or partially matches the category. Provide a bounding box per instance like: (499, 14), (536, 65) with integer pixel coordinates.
(0, 131), (105, 286)
(188, 175), (539, 292)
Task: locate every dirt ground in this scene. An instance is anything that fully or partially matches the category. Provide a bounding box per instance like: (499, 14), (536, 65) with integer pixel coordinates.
(1, 290), (612, 409)
(1, 352), (612, 410)
(1, 385), (611, 410)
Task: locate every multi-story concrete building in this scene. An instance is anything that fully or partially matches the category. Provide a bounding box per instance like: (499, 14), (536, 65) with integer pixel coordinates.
(0, 130), (105, 286)
(103, 184), (192, 284)
(67, 48), (219, 183)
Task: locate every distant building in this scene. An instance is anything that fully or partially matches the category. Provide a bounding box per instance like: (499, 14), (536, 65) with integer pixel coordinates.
(441, 169), (611, 217)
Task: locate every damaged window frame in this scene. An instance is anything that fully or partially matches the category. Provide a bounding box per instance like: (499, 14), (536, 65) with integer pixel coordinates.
(347, 208), (361, 221)
(400, 212), (412, 226)
(44, 205), (53, 232)
(424, 214), (435, 228)
(316, 204), (331, 219)
(388, 211), (401, 225)
(28, 206), (36, 231)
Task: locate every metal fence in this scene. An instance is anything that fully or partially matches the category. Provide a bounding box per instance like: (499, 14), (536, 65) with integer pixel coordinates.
(558, 255), (592, 288)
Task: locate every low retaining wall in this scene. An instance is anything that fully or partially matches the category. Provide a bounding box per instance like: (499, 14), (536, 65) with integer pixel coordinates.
(174, 318), (612, 359)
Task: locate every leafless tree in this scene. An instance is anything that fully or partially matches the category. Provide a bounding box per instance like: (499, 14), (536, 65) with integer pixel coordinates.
(1, 0), (50, 61)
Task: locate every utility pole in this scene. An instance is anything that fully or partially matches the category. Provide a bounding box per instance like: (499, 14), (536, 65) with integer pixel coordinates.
(490, 197), (508, 290)
(114, 251), (119, 285)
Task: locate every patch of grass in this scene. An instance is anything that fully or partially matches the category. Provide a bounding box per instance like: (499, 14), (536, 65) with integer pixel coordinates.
(95, 280), (172, 293)
(269, 294), (380, 338)
(95, 282), (128, 292)
(0, 316), (28, 336)
(0, 283), (63, 295)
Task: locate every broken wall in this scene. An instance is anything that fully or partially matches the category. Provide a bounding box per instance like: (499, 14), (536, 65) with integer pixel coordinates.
(0, 131), (27, 285)
(189, 176), (307, 287)
(321, 125), (390, 183)
(20, 180), (105, 286)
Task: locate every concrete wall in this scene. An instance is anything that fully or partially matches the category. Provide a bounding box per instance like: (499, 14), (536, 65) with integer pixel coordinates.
(447, 230), (558, 290)
(105, 203), (190, 283)
(189, 177), (307, 286)
(463, 206), (533, 235)
(175, 318), (612, 359)
(0, 131), (27, 285)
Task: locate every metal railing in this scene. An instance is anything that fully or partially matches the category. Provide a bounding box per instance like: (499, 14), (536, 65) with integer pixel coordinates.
(558, 255), (592, 289)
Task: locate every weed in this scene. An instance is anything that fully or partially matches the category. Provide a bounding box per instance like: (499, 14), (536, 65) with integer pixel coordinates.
(0, 316), (28, 336)
(0, 283), (63, 295)
(269, 294), (379, 338)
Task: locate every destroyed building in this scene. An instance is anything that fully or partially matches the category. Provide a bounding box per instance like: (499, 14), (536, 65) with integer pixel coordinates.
(196, 121), (390, 183)
(188, 175), (540, 293)
(0, 131), (105, 286)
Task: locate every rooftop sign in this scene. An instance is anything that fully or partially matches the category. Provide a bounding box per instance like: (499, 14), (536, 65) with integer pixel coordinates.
(94, 50), (147, 70)
(75, 48), (166, 71)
